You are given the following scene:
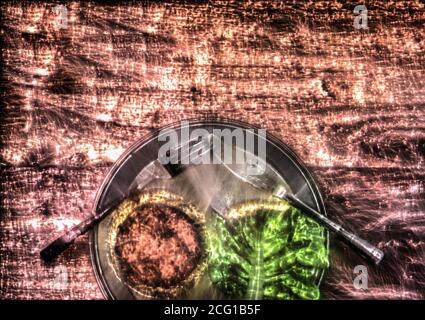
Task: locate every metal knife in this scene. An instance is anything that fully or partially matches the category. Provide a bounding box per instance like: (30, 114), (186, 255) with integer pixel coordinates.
(40, 135), (213, 262)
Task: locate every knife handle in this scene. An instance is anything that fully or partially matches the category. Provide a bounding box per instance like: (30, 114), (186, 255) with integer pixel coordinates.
(40, 193), (128, 262)
(275, 192), (384, 265)
(40, 215), (100, 262)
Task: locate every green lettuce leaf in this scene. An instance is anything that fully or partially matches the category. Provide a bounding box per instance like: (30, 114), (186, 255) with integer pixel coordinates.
(206, 200), (329, 300)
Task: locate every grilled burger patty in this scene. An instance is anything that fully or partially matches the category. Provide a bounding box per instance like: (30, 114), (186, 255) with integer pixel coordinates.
(114, 203), (202, 289)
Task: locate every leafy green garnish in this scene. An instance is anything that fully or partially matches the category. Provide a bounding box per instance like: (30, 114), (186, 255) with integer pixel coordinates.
(206, 200), (329, 300)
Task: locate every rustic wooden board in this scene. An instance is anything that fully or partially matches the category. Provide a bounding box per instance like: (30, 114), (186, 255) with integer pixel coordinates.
(1, 1), (424, 299)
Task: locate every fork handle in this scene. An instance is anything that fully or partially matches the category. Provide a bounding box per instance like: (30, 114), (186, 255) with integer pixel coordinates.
(275, 191), (384, 265)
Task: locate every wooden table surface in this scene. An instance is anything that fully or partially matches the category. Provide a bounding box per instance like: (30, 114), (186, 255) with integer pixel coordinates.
(1, 1), (424, 299)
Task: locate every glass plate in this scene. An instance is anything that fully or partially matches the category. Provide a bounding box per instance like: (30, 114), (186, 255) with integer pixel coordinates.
(90, 119), (329, 299)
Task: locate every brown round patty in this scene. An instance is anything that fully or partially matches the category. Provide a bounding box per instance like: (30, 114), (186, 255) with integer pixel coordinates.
(114, 203), (202, 289)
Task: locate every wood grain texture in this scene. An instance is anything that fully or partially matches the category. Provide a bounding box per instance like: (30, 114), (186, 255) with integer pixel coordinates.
(1, 1), (424, 299)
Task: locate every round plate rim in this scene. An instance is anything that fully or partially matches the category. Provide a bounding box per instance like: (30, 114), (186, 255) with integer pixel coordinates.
(89, 118), (329, 299)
